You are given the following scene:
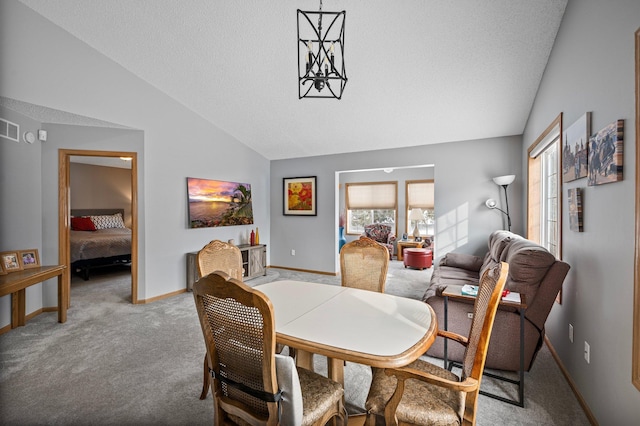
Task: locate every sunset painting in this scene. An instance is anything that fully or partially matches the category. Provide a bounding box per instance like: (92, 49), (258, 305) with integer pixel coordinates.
(187, 178), (254, 228)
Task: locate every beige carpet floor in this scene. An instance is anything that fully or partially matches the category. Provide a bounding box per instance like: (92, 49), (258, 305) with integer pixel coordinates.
(0, 262), (589, 425)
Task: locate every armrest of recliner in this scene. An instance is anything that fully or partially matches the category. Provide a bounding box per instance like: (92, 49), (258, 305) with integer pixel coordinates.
(439, 252), (484, 272)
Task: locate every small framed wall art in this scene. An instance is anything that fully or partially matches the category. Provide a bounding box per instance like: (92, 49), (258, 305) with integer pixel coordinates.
(562, 112), (590, 183)
(568, 188), (583, 232)
(283, 176), (317, 216)
(588, 119), (624, 186)
(19, 249), (40, 269)
(0, 251), (23, 272)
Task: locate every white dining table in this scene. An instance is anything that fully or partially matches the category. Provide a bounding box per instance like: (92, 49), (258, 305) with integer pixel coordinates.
(255, 280), (437, 386)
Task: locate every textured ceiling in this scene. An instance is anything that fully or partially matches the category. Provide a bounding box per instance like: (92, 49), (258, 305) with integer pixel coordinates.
(0, 97), (132, 129)
(17, 0), (567, 160)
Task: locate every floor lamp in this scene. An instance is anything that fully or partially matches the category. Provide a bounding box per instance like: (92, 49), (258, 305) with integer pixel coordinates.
(486, 174), (515, 231)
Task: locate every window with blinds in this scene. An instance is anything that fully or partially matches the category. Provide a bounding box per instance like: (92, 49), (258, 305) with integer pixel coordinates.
(405, 180), (435, 237)
(345, 182), (397, 234)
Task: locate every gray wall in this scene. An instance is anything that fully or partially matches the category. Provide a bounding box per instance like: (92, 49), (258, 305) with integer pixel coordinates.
(0, 0), (271, 318)
(271, 136), (523, 273)
(522, 0), (640, 422)
(70, 163), (133, 227)
(0, 107), (43, 326)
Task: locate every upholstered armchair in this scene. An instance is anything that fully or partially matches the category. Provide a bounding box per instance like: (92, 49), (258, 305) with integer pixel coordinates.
(363, 223), (396, 259)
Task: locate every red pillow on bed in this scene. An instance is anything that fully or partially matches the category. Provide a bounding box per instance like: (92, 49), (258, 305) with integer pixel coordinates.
(71, 216), (96, 231)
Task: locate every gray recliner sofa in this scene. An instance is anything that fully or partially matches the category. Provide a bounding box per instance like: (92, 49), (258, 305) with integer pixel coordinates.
(422, 230), (570, 372)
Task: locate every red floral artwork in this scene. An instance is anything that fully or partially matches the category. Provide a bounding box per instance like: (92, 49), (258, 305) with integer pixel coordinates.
(288, 182), (314, 210)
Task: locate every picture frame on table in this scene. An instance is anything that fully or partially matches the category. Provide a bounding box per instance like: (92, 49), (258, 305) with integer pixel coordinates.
(19, 249), (40, 269)
(1, 251), (23, 273)
(283, 176), (317, 216)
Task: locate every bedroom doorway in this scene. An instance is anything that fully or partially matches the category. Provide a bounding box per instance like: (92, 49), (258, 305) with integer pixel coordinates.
(58, 149), (138, 304)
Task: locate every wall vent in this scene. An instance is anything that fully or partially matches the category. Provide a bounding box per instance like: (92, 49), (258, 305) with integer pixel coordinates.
(1, 118), (20, 142)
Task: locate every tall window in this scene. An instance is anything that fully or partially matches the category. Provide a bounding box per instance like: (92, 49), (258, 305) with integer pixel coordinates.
(405, 180), (435, 237)
(345, 181), (397, 235)
(528, 113), (562, 259)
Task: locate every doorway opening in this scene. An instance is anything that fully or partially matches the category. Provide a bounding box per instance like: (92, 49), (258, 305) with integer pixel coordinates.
(59, 149), (139, 304)
(336, 165), (435, 272)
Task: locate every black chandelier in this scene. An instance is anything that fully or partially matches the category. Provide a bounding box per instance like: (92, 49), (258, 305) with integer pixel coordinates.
(297, 0), (347, 99)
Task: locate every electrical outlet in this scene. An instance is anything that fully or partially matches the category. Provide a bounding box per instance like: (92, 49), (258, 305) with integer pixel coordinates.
(467, 313), (473, 319)
(569, 324), (574, 343)
(584, 341), (590, 364)
(291, 249), (296, 256)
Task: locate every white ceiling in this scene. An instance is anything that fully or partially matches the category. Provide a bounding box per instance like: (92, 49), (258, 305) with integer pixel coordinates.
(17, 0), (567, 160)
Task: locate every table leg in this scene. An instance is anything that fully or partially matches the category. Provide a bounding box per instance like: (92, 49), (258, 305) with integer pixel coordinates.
(327, 357), (345, 387)
(295, 349), (314, 371)
(11, 289), (26, 327)
(518, 307), (525, 406)
(443, 295), (449, 369)
(57, 272), (67, 323)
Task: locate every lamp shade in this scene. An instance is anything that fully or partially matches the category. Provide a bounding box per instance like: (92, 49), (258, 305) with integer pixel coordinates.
(409, 208), (424, 220)
(493, 175), (516, 186)
(485, 199), (498, 209)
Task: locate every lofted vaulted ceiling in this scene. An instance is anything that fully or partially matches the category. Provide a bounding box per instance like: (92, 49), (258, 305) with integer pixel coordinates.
(17, 0), (568, 160)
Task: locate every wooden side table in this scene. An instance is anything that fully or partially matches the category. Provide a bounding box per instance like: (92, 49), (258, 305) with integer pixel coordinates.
(396, 240), (423, 261)
(0, 265), (68, 329)
(442, 285), (527, 407)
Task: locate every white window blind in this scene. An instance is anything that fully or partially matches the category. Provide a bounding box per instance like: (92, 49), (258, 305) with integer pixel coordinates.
(346, 182), (397, 209)
(407, 181), (434, 209)
(530, 125), (560, 158)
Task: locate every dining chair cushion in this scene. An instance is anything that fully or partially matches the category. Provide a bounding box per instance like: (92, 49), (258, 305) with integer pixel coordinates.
(274, 354), (303, 426)
(297, 366), (345, 426)
(274, 354), (345, 426)
(366, 359), (464, 425)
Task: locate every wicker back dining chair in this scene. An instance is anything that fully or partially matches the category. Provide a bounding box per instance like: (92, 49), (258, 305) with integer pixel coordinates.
(193, 271), (347, 426)
(197, 239), (244, 280)
(340, 237), (390, 293)
(197, 240), (244, 399)
(364, 261), (509, 426)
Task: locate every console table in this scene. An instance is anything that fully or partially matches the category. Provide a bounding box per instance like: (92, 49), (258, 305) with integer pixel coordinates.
(0, 265), (68, 329)
(186, 244), (267, 291)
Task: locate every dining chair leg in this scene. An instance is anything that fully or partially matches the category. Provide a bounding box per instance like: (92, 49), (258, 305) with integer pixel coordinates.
(199, 353), (209, 400)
